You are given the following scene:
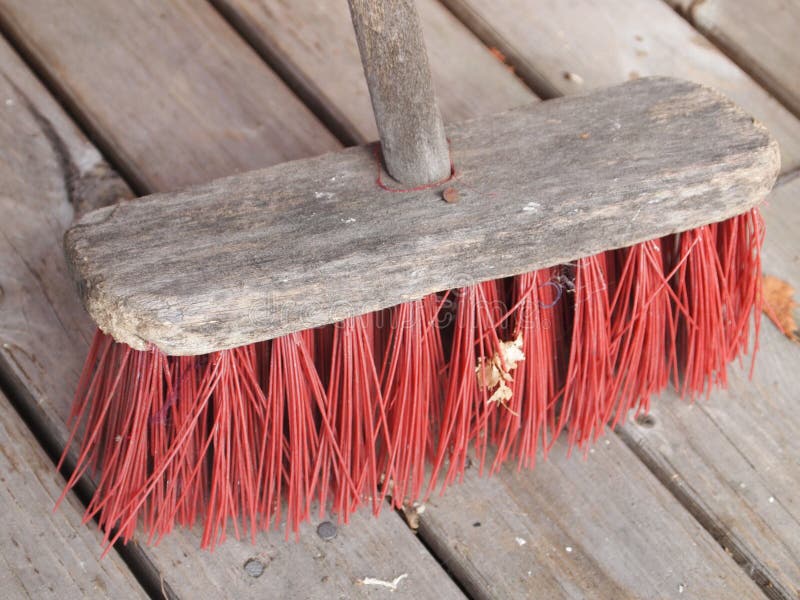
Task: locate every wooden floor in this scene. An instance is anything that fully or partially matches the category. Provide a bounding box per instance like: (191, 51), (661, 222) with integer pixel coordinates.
(0, 1), (798, 598)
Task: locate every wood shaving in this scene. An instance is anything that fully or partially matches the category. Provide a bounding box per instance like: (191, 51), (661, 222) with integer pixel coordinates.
(359, 573), (408, 592)
(763, 275), (799, 342)
(476, 335), (525, 411)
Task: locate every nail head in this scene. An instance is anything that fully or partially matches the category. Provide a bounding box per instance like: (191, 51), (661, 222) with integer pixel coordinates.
(243, 558), (265, 578)
(317, 521), (338, 541)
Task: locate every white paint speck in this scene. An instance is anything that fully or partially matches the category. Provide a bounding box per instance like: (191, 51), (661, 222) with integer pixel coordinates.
(678, 583), (686, 594)
(565, 546), (573, 553)
(314, 191), (334, 199)
(515, 537), (527, 546)
(739, 482), (747, 489)
(5, 98), (13, 106)
(768, 496), (775, 503)
(522, 201), (541, 212)
(340, 217), (356, 224)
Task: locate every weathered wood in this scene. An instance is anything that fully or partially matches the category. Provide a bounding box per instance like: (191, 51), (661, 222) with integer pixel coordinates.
(0, 13), (463, 600)
(440, 0), (800, 173)
(417, 437), (765, 599)
(66, 77), (778, 354)
(124, 508), (465, 600)
(616, 174), (800, 598)
(667, 0), (800, 119)
(0, 392), (148, 599)
(347, 0), (450, 184)
(210, 0), (533, 142)
(0, 0), (339, 193)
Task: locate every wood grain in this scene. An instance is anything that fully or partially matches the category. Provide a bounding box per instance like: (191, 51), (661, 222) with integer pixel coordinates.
(347, 0), (451, 184)
(0, 12), (462, 600)
(417, 437), (764, 600)
(616, 175), (800, 599)
(66, 77), (778, 354)
(667, 0), (800, 119)
(211, 0), (533, 142)
(0, 391), (147, 599)
(440, 0), (800, 173)
(0, 0), (340, 193)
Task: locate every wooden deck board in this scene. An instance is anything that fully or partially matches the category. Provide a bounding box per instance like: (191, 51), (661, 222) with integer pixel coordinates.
(195, 2), (780, 597)
(440, 0), (800, 173)
(419, 437), (765, 600)
(0, 9), (463, 600)
(0, 389), (147, 599)
(0, 0), (797, 598)
(212, 0), (533, 143)
(617, 175), (800, 599)
(667, 0), (800, 119)
(0, 0), (340, 193)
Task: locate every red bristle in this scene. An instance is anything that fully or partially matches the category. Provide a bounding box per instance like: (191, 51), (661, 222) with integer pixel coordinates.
(555, 254), (614, 450)
(492, 267), (564, 471)
(671, 224), (730, 398)
(58, 208), (766, 552)
(324, 314), (390, 519)
(606, 240), (674, 425)
(379, 295), (445, 508)
(716, 209), (764, 366)
(430, 282), (504, 492)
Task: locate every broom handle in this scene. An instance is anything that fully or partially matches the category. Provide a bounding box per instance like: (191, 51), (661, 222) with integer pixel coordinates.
(347, 0), (451, 186)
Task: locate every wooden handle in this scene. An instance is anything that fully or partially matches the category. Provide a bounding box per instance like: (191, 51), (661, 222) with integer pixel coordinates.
(347, 0), (450, 186)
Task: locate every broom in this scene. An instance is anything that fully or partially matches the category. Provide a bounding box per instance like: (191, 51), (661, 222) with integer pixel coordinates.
(56, 0), (776, 552)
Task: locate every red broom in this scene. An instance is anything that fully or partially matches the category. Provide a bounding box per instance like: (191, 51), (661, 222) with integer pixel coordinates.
(55, 2), (773, 554)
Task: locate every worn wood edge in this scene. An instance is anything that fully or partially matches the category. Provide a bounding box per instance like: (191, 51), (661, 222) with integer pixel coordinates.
(65, 77), (780, 354)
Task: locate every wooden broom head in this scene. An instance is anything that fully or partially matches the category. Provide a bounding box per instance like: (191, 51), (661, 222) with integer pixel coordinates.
(64, 77), (779, 355)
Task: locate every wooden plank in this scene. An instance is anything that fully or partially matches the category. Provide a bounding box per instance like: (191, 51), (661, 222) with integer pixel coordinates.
(616, 174), (800, 599)
(667, 0), (800, 119)
(0, 391), (147, 599)
(211, 0), (533, 142)
(0, 0), (340, 193)
(417, 437), (764, 599)
(0, 14), (463, 600)
(66, 77), (779, 354)
(123, 508), (465, 600)
(440, 0), (800, 173)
